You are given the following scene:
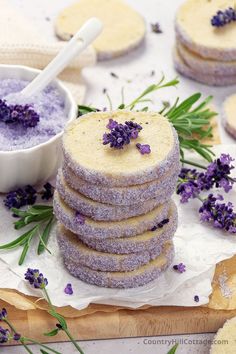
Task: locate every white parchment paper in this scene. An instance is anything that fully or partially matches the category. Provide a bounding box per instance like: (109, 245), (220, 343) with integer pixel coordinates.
(0, 144), (235, 310)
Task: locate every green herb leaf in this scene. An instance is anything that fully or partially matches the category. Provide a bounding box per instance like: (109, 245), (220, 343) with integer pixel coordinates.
(77, 105), (97, 117)
(18, 226), (39, 265)
(37, 217), (54, 255)
(40, 350), (50, 354)
(0, 226), (37, 250)
(167, 344), (179, 354)
(48, 311), (68, 330)
(44, 328), (60, 337)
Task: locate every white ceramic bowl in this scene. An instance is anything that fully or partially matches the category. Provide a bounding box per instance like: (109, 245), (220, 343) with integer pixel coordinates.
(0, 64), (77, 193)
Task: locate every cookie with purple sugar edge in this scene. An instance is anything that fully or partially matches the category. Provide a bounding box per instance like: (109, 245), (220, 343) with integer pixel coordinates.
(177, 40), (236, 76)
(175, 0), (236, 62)
(63, 241), (175, 288)
(56, 169), (176, 221)
(174, 47), (236, 86)
(53, 191), (171, 239)
(77, 200), (177, 254)
(57, 222), (174, 272)
(62, 160), (180, 206)
(62, 110), (180, 187)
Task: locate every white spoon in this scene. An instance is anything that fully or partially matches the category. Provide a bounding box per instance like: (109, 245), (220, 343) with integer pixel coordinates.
(5, 17), (103, 103)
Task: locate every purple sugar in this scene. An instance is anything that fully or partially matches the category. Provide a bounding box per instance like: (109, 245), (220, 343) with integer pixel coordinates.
(0, 79), (67, 151)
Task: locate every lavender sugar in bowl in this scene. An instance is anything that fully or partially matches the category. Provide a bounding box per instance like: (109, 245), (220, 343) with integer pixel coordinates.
(0, 65), (77, 193)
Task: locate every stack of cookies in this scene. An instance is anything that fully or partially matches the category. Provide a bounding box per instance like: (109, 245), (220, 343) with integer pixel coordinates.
(174, 0), (236, 86)
(54, 111), (180, 288)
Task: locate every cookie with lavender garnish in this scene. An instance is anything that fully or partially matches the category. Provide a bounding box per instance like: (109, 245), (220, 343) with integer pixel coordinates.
(58, 200), (178, 255)
(63, 241), (175, 288)
(53, 191), (171, 239)
(176, 0), (236, 61)
(223, 93), (236, 139)
(56, 170), (173, 221)
(62, 111), (179, 187)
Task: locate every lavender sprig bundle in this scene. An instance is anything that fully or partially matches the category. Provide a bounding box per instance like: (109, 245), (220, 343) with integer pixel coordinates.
(1, 183), (55, 265)
(177, 154), (236, 233)
(0, 99), (40, 128)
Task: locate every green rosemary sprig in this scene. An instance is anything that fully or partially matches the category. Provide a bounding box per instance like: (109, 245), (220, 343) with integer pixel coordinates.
(78, 76), (217, 161)
(0, 205), (55, 265)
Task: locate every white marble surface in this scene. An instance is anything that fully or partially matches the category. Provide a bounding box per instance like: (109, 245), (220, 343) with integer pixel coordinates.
(2, 0), (235, 352)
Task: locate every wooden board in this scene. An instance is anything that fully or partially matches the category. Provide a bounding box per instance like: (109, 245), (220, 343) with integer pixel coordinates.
(2, 300), (236, 343)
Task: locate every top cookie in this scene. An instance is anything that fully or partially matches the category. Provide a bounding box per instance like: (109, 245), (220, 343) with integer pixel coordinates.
(176, 0), (236, 61)
(63, 110), (179, 187)
(55, 0), (146, 60)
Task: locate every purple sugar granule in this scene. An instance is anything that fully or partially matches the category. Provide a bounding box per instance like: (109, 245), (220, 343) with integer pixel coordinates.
(0, 79), (66, 151)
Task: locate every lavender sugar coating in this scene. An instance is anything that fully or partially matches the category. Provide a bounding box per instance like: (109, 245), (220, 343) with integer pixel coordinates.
(53, 191), (170, 239)
(0, 79), (66, 151)
(78, 201), (178, 254)
(174, 47), (236, 86)
(62, 162), (180, 206)
(56, 170), (175, 221)
(62, 124), (179, 187)
(63, 241), (175, 288)
(57, 224), (174, 272)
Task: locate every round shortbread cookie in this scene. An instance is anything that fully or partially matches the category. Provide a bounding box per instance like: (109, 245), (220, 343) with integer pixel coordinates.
(64, 241), (175, 288)
(56, 170), (169, 221)
(176, 0), (236, 61)
(63, 110), (179, 187)
(53, 191), (170, 239)
(223, 94), (236, 139)
(62, 162), (180, 206)
(210, 316), (236, 354)
(57, 223), (172, 272)
(77, 200), (178, 254)
(55, 0), (146, 60)
(177, 40), (236, 76)
(174, 47), (236, 86)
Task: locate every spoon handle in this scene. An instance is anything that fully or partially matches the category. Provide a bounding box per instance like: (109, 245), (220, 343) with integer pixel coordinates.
(21, 17), (103, 97)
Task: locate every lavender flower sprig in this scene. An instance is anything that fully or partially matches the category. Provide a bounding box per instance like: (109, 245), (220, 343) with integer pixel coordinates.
(211, 7), (236, 27)
(177, 154), (236, 234)
(103, 120), (142, 149)
(24, 269), (84, 354)
(177, 154), (235, 203)
(0, 307), (62, 354)
(0, 99), (40, 128)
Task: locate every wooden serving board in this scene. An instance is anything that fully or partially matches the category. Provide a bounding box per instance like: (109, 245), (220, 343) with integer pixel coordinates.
(2, 300), (236, 342)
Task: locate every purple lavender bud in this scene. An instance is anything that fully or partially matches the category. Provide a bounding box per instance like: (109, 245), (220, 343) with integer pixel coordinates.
(0, 308), (7, 320)
(4, 185), (37, 209)
(75, 211), (85, 225)
(106, 119), (118, 130)
(136, 143), (151, 155)
(41, 182), (54, 200)
(211, 7), (236, 27)
(64, 283), (73, 295)
(0, 326), (10, 344)
(173, 263), (186, 273)
(199, 194), (236, 234)
(150, 218), (169, 231)
(13, 333), (21, 341)
(194, 295), (199, 303)
(25, 268), (48, 289)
